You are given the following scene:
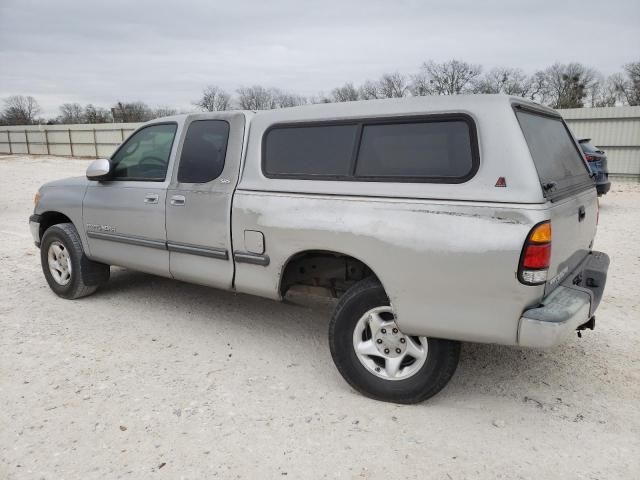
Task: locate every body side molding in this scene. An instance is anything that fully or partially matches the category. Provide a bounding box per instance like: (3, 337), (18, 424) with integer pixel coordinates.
(86, 230), (166, 250)
(87, 231), (229, 260)
(233, 251), (270, 266)
(167, 242), (229, 260)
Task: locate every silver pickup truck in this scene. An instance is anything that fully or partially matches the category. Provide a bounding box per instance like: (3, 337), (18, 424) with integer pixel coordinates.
(29, 95), (609, 403)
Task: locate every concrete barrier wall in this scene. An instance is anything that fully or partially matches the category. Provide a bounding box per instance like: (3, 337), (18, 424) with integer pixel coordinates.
(0, 123), (142, 158)
(559, 106), (640, 180)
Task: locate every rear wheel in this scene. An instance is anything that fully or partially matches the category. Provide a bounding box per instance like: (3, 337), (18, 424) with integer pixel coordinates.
(40, 223), (110, 299)
(329, 277), (460, 404)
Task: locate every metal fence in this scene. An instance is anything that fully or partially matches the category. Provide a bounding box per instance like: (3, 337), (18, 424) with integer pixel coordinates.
(0, 123), (141, 158)
(559, 106), (640, 181)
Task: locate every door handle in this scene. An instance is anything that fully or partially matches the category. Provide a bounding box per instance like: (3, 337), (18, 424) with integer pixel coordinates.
(144, 193), (159, 204)
(170, 195), (186, 206)
(578, 206), (586, 222)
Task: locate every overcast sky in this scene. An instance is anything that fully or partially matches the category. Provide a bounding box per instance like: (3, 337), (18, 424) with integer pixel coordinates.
(1, 0), (638, 117)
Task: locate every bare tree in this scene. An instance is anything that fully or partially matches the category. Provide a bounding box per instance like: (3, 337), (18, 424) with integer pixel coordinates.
(84, 104), (111, 123)
(272, 89), (307, 108)
(411, 60), (482, 96)
(235, 86), (304, 110)
(152, 106), (178, 118)
(194, 85), (232, 111)
(358, 80), (381, 100)
(533, 63), (598, 108)
(58, 103), (84, 124)
(377, 73), (409, 98)
(527, 71), (550, 103)
(586, 75), (620, 107)
(309, 93), (333, 104)
(111, 101), (153, 122)
(613, 61), (640, 106)
(1, 95), (41, 125)
(236, 85), (277, 110)
(472, 67), (532, 97)
(331, 83), (359, 102)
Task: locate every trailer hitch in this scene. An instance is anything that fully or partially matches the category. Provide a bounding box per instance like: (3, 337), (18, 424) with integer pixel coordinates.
(577, 316), (596, 338)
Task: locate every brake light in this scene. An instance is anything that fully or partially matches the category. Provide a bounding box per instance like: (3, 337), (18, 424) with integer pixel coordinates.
(519, 221), (552, 285)
(584, 154), (597, 162)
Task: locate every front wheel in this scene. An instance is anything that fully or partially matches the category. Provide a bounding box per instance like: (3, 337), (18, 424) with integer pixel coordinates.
(329, 277), (460, 404)
(40, 223), (110, 299)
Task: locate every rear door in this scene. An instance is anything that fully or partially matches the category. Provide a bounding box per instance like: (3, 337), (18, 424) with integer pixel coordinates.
(515, 106), (598, 290)
(165, 113), (245, 289)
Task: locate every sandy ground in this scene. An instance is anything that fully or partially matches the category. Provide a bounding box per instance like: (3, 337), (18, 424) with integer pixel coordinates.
(0, 155), (639, 480)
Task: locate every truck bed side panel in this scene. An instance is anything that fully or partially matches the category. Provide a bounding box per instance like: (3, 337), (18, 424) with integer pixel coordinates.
(232, 190), (547, 345)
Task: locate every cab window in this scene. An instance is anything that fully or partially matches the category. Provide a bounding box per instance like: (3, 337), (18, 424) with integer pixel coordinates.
(177, 120), (230, 183)
(110, 123), (177, 181)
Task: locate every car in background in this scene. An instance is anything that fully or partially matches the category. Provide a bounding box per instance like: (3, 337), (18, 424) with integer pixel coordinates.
(579, 138), (610, 196)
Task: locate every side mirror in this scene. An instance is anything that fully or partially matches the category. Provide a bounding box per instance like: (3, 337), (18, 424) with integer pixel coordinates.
(86, 158), (111, 180)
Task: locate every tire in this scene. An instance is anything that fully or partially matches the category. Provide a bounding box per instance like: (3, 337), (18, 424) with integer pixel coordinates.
(329, 277), (460, 404)
(40, 223), (110, 299)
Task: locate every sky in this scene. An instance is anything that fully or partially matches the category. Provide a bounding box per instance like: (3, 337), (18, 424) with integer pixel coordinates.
(1, 0), (639, 117)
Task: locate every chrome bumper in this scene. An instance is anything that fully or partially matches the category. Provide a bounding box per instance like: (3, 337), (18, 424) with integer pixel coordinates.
(518, 251), (609, 348)
(29, 214), (41, 247)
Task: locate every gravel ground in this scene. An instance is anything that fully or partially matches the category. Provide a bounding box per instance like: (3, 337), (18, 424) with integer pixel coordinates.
(1, 155), (639, 480)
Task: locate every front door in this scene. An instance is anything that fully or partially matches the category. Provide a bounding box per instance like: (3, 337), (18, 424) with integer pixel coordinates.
(165, 113), (245, 288)
(83, 122), (179, 277)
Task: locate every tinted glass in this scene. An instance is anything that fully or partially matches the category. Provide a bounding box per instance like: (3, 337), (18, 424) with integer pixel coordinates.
(178, 120), (230, 183)
(516, 111), (591, 190)
(355, 121), (474, 178)
(264, 125), (358, 177)
(111, 124), (177, 181)
(579, 140), (600, 154)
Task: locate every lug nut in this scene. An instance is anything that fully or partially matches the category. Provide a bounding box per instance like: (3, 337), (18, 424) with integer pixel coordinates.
(392, 328), (398, 334)
(381, 328), (386, 334)
(400, 338), (406, 344)
(384, 348), (390, 354)
(376, 339), (383, 344)
(396, 348), (401, 354)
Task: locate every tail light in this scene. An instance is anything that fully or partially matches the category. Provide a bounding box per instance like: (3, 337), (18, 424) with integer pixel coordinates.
(584, 154), (597, 162)
(518, 221), (551, 285)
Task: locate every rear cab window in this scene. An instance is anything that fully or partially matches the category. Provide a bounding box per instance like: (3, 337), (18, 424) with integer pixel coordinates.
(515, 107), (593, 199)
(178, 120), (230, 183)
(262, 115), (478, 183)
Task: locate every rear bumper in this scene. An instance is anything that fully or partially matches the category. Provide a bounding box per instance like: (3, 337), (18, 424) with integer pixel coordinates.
(517, 251), (609, 348)
(29, 214), (41, 248)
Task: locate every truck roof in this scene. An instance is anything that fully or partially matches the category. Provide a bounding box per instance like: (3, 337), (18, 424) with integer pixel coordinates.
(250, 94), (556, 122)
(162, 94), (557, 125)
(152, 95), (557, 205)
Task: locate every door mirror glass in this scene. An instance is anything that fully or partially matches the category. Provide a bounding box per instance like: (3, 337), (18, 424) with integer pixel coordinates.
(86, 158), (111, 180)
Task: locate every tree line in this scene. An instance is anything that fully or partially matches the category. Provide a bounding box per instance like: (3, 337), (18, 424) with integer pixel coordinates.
(2, 59), (638, 126)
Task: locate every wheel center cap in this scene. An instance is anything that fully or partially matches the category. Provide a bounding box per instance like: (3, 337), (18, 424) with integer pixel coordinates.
(373, 323), (406, 357)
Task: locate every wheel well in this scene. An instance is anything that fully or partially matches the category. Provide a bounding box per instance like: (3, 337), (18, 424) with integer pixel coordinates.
(39, 211), (72, 239)
(280, 250), (379, 298)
